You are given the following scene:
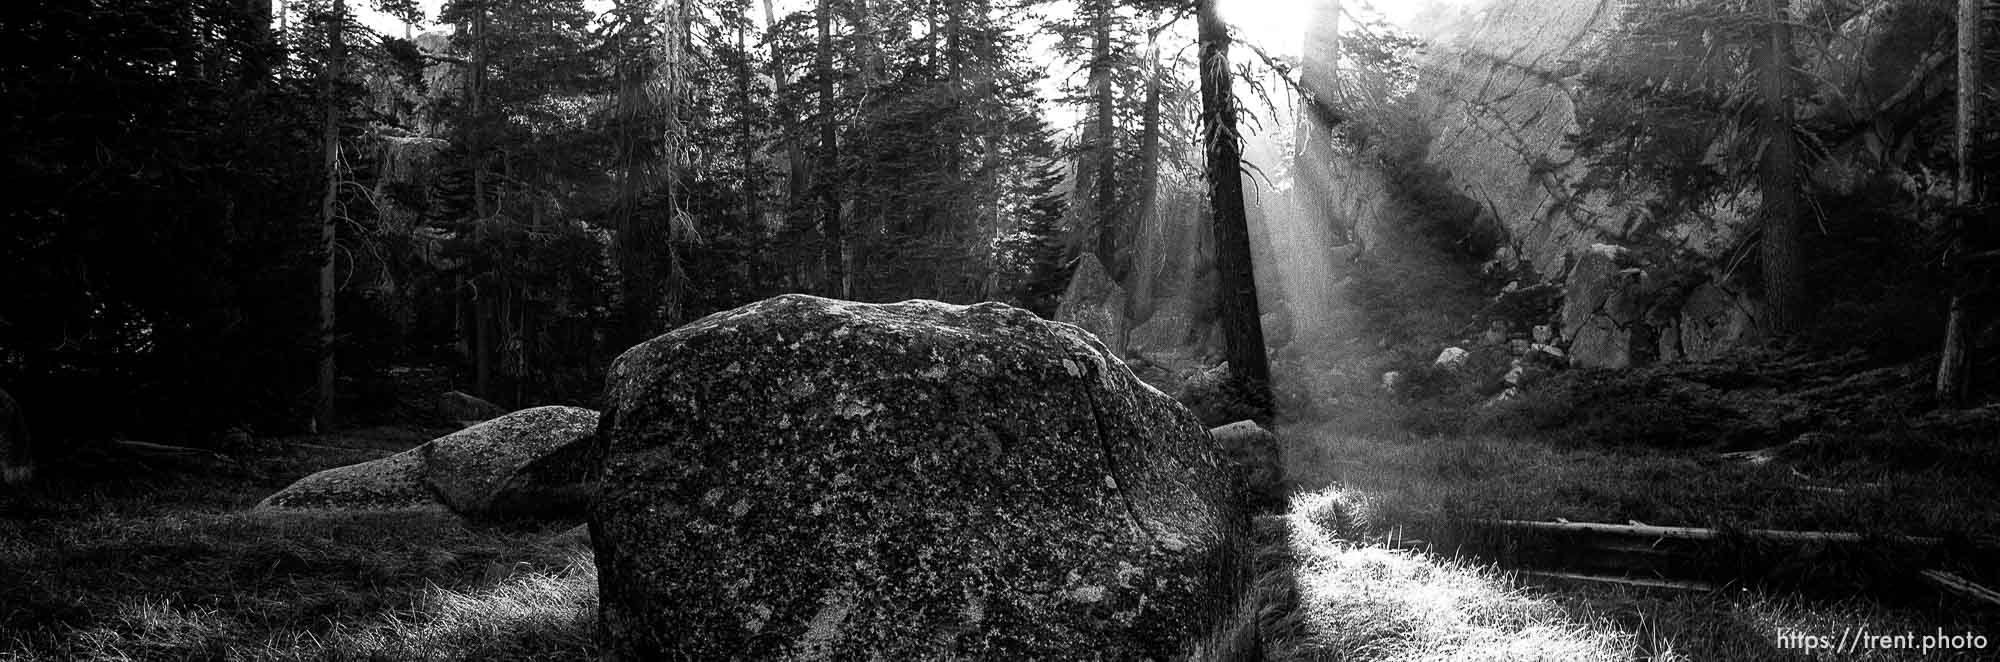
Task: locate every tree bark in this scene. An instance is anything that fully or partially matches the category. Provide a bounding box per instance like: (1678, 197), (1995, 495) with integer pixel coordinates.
(1089, 0), (1126, 285)
(1198, 0), (1272, 418)
(1128, 39), (1164, 325)
(614, 23), (657, 348)
(315, 0), (347, 432)
(737, 1), (757, 229)
(242, 0), (274, 87)
(761, 0), (807, 206)
(467, 2), (494, 397)
(816, 0), (846, 298)
(1759, 0), (1806, 336)
(1937, 0), (1985, 406)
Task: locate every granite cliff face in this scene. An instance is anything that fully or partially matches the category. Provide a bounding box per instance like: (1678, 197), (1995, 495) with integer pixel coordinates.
(1370, 0), (1760, 368)
(1327, 0), (1952, 369)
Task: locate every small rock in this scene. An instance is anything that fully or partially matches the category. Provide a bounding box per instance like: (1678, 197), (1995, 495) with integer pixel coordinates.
(1381, 371), (1403, 392)
(1209, 420), (1284, 512)
(1434, 347), (1471, 370)
(1532, 325), (1553, 344)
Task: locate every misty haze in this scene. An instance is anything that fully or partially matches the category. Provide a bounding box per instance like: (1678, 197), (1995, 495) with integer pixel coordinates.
(3, 0), (1997, 660)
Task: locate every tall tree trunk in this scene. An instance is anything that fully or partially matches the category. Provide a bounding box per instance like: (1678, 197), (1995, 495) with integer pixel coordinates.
(660, 0), (691, 326)
(1759, 0), (1805, 336)
(1938, 0), (1986, 405)
(467, 2), (494, 396)
(975, 0), (1004, 299)
(242, 0), (273, 86)
(737, 2), (757, 229)
(762, 0), (807, 206)
(614, 35), (657, 348)
(943, 0), (965, 236)
(816, 0), (846, 298)
(1198, 0), (1272, 418)
(1089, 0), (1126, 284)
(1128, 39), (1164, 324)
(315, 0), (347, 432)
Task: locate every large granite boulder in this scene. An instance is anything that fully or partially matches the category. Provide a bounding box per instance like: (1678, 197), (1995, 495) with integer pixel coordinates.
(1, 387), (30, 485)
(590, 294), (1251, 660)
(257, 406), (600, 521)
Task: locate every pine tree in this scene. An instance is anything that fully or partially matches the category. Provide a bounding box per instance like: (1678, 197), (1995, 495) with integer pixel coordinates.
(1197, 0), (1272, 420)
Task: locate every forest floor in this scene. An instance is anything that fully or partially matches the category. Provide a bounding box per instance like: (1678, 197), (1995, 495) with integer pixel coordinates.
(0, 427), (597, 661)
(5, 372), (1999, 660)
(1270, 382), (2000, 660)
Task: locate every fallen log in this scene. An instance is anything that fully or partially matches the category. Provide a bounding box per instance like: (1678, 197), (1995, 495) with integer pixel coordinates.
(113, 439), (229, 461)
(1517, 570), (1717, 592)
(1481, 519), (1946, 547)
(1920, 570), (2000, 608)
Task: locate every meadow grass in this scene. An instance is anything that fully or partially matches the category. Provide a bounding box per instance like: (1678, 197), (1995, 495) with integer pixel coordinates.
(1268, 408), (2000, 661)
(0, 431), (598, 662)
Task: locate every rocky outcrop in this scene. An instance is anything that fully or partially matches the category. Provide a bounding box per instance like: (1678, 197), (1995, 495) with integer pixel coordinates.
(589, 294), (1250, 660)
(1054, 252), (1128, 358)
(1319, 0), (1789, 367)
(422, 406), (600, 520)
(257, 406), (599, 521)
(254, 449), (445, 513)
(1560, 244), (1651, 369)
(1210, 420), (1284, 512)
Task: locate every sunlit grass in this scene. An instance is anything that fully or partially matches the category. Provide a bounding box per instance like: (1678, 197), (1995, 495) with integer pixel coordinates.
(1275, 418), (2000, 662)
(253, 547), (599, 661)
(1270, 485), (1632, 661)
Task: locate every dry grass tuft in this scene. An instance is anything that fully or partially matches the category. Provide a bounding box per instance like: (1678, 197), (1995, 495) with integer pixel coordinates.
(1265, 486), (1631, 661)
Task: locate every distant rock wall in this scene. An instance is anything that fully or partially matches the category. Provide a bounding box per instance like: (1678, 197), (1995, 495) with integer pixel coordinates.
(1331, 0), (1768, 368)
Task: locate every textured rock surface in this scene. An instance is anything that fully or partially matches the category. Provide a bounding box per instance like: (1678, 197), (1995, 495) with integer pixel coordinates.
(1209, 421), (1283, 512)
(1560, 244), (1649, 369)
(1313, 0), (1779, 364)
(1054, 252), (1128, 358)
(423, 406), (600, 519)
(258, 406), (599, 520)
(254, 450), (446, 512)
(590, 294), (1249, 661)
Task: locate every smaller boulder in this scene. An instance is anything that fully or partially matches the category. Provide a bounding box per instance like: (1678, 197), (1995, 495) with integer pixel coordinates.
(423, 406), (601, 521)
(1178, 362), (1262, 427)
(1434, 347), (1471, 371)
(1210, 420), (1284, 512)
(255, 450), (448, 513)
(258, 406), (601, 522)
(437, 390), (508, 426)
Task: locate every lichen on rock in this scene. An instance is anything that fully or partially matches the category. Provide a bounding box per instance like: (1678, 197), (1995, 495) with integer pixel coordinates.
(589, 294), (1251, 660)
